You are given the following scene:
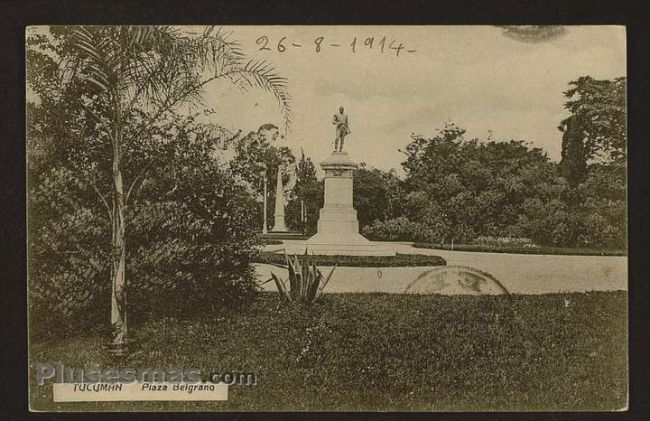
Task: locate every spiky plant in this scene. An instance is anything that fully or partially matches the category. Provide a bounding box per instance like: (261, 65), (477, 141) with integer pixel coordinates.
(270, 250), (337, 305)
(52, 25), (291, 354)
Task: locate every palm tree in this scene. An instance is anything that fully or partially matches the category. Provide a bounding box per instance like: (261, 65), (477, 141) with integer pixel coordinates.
(59, 25), (291, 355)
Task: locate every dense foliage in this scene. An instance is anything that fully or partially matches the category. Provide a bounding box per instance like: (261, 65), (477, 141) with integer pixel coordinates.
(230, 137), (323, 235)
(27, 28), (270, 336)
(557, 76), (626, 247)
(229, 124), (296, 230)
(353, 165), (403, 228)
(356, 76), (626, 250)
(124, 119), (262, 316)
(364, 124), (575, 245)
(286, 150), (322, 235)
(561, 76), (626, 166)
(363, 217), (438, 243)
(28, 110), (262, 336)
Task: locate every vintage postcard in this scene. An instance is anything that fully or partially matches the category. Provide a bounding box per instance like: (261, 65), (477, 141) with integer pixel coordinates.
(26, 25), (627, 411)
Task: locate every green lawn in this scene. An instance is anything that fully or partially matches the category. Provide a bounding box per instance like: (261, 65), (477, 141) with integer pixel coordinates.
(413, 243), (627, 256)
(29, 291), (627, 412)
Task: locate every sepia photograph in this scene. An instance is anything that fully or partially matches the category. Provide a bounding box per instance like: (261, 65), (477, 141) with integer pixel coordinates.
(26, 25), (627, 412)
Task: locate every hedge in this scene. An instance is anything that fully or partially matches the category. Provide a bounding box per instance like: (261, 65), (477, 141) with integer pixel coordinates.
(254, 251), (446, 267)
(413, 243), (627, 256)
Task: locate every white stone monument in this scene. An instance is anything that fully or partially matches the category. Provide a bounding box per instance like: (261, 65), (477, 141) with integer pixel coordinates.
(299, 151), (395, 256)
(284, 107), (394, 255)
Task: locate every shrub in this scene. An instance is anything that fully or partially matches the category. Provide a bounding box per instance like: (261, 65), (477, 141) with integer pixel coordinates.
(577, 210), (622, 248)
(412, 242), (625, 256)
(126, 194), (261, 319)
(28, 167), (112, 337)
(124, 150), (264, 319)
(471, 236), (537, 247)
(362, 217), (440, 243)
(28, 121), (262, 337)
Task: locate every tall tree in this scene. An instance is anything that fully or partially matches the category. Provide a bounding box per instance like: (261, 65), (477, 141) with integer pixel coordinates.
(560, 76), (626, 166)
(229, 124), (296, 230)
(399, 124), (564, 244)
(559, 116), (588, 188)
(286, 149), (321, 234)
(558, 76), (626, 245)
(40, 25), (291, 354)
(353, 164), (402, 229)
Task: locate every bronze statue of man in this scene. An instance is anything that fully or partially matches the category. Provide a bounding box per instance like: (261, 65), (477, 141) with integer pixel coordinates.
(332, 106), (351, 152)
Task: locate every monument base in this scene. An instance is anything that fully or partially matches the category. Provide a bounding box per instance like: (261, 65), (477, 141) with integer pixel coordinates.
(284, 233), (396, 256)
(284, 150), (395, 256)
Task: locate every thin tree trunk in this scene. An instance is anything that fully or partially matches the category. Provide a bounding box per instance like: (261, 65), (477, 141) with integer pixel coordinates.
(110, 97), (127, 352)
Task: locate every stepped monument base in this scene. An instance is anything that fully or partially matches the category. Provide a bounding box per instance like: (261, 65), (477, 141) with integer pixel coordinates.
(284, 151), (395, 256)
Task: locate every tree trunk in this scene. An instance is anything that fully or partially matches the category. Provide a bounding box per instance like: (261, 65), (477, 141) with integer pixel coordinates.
(110, 102), (127, 352)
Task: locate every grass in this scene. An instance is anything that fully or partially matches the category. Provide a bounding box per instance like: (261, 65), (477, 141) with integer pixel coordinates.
(413, 243), (627, 256)
(29, 291), (627, 412)
(254, 251), (447, 267)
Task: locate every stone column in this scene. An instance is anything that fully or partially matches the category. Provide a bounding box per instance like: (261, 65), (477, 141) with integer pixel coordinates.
(272, 164), (287, 232)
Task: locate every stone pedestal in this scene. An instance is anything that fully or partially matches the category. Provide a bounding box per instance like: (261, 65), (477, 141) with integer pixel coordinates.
(289, 151), (394, 256)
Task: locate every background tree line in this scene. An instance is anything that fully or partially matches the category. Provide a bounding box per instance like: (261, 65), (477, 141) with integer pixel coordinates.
(182, 74), (627, 249)
(357, 76), (626, 249)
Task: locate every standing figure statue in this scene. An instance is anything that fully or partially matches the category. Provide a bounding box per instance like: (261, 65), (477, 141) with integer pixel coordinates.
(332, 106), (351, 152)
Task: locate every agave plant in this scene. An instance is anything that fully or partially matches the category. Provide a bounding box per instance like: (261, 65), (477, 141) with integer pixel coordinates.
(269, 250), (337, 305)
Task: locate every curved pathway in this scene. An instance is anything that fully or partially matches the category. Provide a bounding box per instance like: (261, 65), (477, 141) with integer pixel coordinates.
(257, 241), (627, 294)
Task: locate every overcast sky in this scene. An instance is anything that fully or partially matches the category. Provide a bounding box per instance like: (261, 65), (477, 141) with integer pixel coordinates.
(197, 26), (625, 172)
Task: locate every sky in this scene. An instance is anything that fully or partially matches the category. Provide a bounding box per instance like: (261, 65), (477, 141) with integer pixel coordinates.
(184, 26), (624, 172)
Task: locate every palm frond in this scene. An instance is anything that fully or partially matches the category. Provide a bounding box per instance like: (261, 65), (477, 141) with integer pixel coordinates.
(235, 59), (292, 130)
(64, 25), (292, 139)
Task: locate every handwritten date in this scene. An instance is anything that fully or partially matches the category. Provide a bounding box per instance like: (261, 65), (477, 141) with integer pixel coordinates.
(255, 36), (417, 57)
